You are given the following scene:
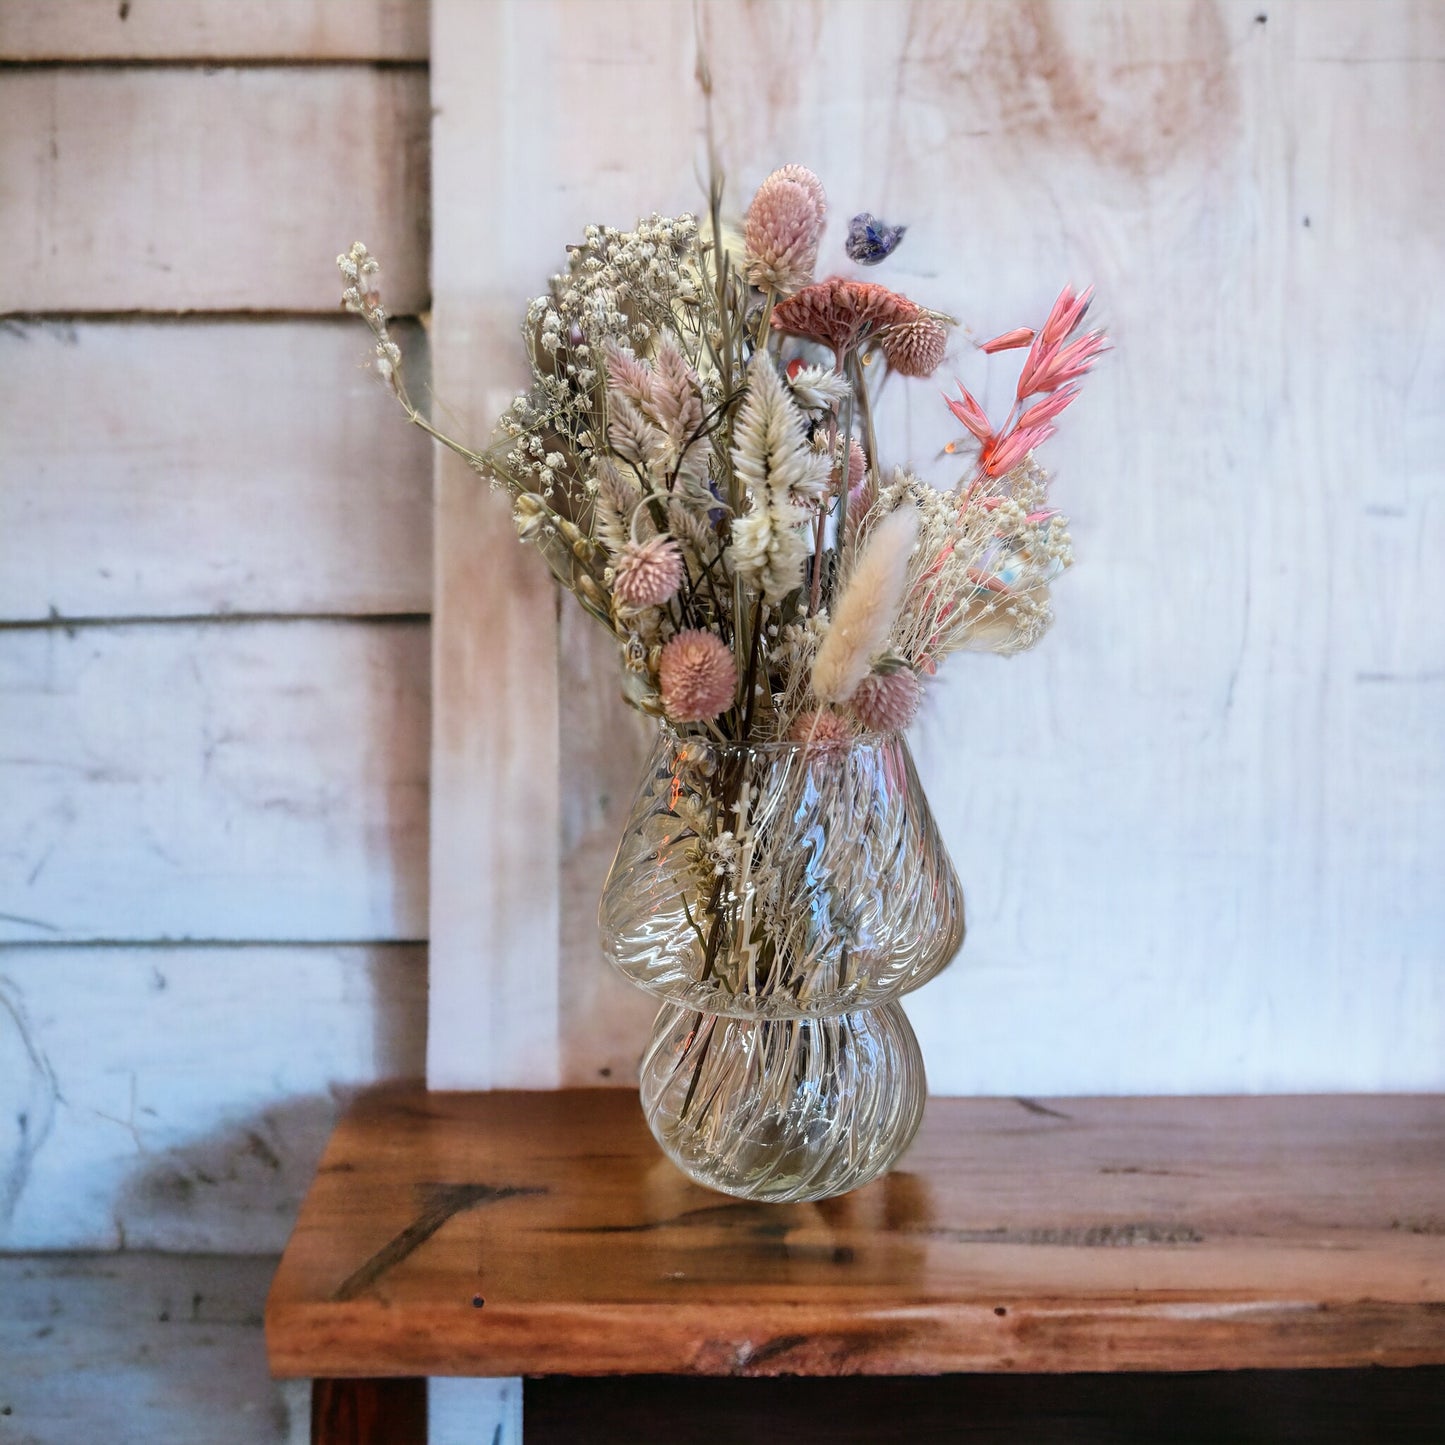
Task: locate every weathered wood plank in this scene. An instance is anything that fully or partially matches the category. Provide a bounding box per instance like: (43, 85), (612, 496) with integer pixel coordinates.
(0, 67), (429, 314)
(0, 1252), (308, 1445)
(0, 621), (429, 943)
(0, 945), (425, 1251)
(425, 0), (1445, 1092)
(426, 0), (560, 1089)
(0, 0), (429, 61)
(0, 320), (432, 621)
(266, 1089), (1445, 1378)
(556, 604), (654, 1087)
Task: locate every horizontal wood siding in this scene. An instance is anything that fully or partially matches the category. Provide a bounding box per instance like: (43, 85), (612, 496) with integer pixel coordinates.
(0, 2), (436, 1437)
(0, 1253), (307, 1444)
(0, 319), (432, 620)
(0, 66), (430, 314)
(0, 945), (425, 1252)
(0, 0), (429, 61)
(0, 620), (429, 944)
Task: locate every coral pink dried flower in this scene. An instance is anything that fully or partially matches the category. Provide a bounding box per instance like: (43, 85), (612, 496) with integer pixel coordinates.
(881, 314), (949, 377)
(744, 167), (827, 295)
(772, 277), (920, 357)
(835, 437), (866, 493)
(612, 534), (685, 610)
(658, 629), (736, 723)
(849, 669), (923, 733)
(980, 327), (1035, 354)
(787, 709), (854, 749)
(943, 382), (994, 444)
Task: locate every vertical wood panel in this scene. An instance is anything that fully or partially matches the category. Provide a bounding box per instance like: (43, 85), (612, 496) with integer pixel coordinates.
(425, 0), (1444, 1094)
(426, 0), (563, 1089)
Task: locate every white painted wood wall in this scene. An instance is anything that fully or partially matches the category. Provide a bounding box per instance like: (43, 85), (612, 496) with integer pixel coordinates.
(430, 0), (1445, 1099)
(0, 3), (433, 1440)
(3, 1), (1442, 1441)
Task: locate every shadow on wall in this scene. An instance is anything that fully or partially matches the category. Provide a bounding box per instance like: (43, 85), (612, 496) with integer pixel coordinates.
(117, 1093), (350, 1254)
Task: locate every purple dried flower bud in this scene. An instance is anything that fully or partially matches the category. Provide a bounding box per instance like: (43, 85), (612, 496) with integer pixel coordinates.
(846, 212), (907, 266)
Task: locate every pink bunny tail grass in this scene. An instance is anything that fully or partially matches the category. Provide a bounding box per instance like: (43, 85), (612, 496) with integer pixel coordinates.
(659, 629), (738, 723)
(849, 669), (923, 733)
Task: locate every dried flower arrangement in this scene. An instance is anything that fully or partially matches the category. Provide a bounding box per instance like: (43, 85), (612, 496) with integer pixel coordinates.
(339, 168), (1108, 1198)
(337, 166), (1106, 751)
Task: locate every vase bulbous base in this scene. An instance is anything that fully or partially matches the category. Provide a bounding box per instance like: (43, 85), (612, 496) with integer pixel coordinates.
(639, 999), (926, 1203)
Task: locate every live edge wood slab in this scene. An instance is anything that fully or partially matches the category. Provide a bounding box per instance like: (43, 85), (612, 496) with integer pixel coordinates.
(266, 1088), (1445, 1382)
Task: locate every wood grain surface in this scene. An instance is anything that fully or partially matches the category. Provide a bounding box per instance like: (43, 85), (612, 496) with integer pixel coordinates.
(0, 620), (429, 943)
(424, 0), (1445, 1098)
(0, 945), (425, 1252)
(266, 1088), (1445, 1378)
(0, 67), (429, 314)
(1, 1253), (308, 1444)
(0, 320), (432, 622)
(0, 0), (429, 61)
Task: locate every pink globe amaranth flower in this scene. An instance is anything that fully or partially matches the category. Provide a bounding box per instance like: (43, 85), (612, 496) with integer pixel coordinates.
(881, 315), (948, 378)
(849, 669), (923, 733)
(612, 534), (684, 610)
(658, 629), (737, 723)
(772, 276), (920, 358)
(787, 709), (854, 750)
(744, 166), (827, 295)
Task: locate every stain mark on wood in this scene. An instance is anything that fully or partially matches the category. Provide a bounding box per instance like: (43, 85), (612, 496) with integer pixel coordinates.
(924, 1222), (1203, 1248)
(330, 1182), (545, 1302)
(738, 1333), (809, 1370)
(1013, 1097), (1072, 1121)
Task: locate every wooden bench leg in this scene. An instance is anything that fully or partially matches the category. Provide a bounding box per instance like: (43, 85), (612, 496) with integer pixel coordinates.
(311, 1378), (428, 1445)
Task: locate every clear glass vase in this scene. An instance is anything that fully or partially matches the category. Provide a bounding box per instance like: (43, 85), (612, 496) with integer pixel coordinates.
(640, 999), (927, 1203)
(600, 728), (964, 1201)
(601, 730), (964, 1019)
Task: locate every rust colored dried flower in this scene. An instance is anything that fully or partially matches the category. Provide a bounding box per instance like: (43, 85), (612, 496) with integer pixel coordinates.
(772, 277), (920, 357)
(659, 628), (737, 723)
(849, 669), (923, 733)
(612, 534), (685, 610)
(744, 166), (827, 295)
(787, 709), (854, 749)
(881, 315), (948, 378)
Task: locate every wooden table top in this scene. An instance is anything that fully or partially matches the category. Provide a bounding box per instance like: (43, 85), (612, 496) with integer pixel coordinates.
(265, 1088), (1445, 1379)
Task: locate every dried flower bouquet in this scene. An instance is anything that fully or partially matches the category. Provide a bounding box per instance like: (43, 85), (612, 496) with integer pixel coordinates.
(340, 165), (1105, 1198)
(340, 168), (1103, 749)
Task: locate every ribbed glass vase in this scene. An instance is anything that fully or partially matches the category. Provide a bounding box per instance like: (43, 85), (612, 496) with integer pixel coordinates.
(600, 728), (964, 1201)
